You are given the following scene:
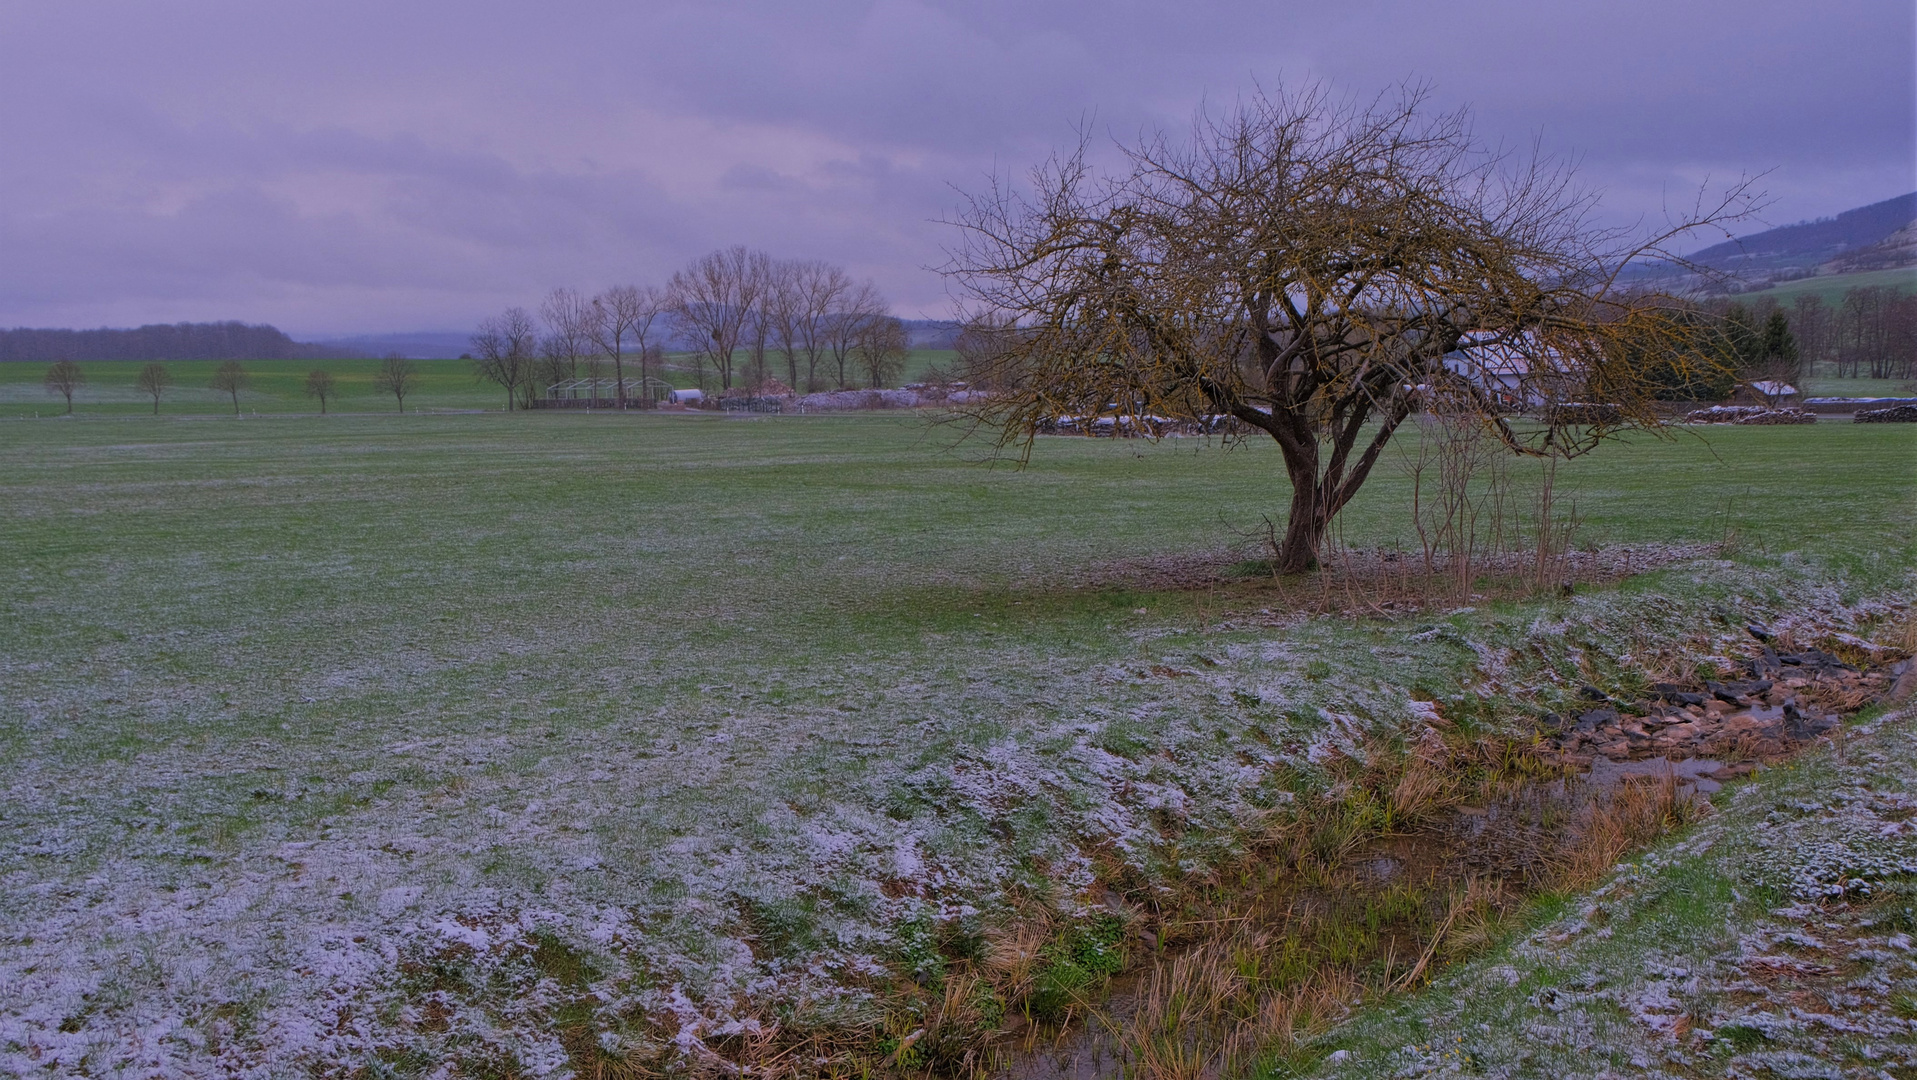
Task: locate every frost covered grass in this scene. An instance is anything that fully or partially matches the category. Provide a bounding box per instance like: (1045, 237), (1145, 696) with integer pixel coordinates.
(0, 413), (1912, 1076)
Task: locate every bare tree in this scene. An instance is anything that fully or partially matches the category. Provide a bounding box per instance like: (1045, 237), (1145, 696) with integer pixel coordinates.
(43, 360), (85, 414)
(135, 363), (172, 414)
(305, 369), (337, 414)
(764, 259), (803, 392)
(539, 287), (595, 388)
(951, 313), (1021, 392)
(1791, 294), (1831, 378)
(373, 354), (419, 412)
(211, 361), (249, 415)
(471, 308), (540, 410)
(854, 315), (911, 388)
(669, 246), (769, 392)
(588, 285), (663, 408)
(791, 261), (851, 391)
(744, 269), (776, 392)
(824, 281), (888, 389)
(947, 83), (1757, 573)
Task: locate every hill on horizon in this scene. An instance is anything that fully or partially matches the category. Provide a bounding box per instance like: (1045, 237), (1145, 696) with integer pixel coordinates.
(0, 321), (358, 364)
(1684, 191), (1917, 273)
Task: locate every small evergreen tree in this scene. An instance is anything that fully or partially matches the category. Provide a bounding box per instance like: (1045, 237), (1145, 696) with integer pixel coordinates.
(1760, 310), (1799, 377)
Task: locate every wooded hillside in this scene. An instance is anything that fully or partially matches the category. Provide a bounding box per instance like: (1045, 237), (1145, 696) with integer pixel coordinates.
(0, 321), (349, 363)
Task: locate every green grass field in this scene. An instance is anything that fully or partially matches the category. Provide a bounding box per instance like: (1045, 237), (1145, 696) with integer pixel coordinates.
(1736, 264), (1917, 307)
(1, 412), (1912, 1075)
(1801, 374), (1915, 397)
(0, 349), (962, 418)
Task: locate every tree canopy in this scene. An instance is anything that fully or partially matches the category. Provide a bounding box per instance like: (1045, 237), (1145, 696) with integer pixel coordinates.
(947, 84), (1756, 572)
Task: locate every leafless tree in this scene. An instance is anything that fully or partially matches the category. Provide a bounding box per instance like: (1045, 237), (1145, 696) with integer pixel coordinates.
(764, 260), (803, 391)
(539, 287), (595, 388)
(951, 313), (1021, 392)
(854, 315), (911, 388)
(211, 361), (249, 415)
(626, 286), (668, 406)
(305, 369), (337, 414)
(744, 273), (776, 392)
(947, 83), (1758, 573)
(824, 281), (888, 389)
(43, 360), (85, 414)
(373, 354), (419, 412)
(791, 261), (852, 391)
(1791, 294), (1832, 377)
(588, 285), (663, 408)
(135, 363), (172, 414)
(471, 308), (540, 410)
(669, 246), (770, 392)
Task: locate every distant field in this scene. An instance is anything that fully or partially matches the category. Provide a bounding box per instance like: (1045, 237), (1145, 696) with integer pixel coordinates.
(2, 410), (1912, 1074)
(1801, 374), (1915, 397)
(1736, 264), (1917, 307)
(0, 349), (962, 417)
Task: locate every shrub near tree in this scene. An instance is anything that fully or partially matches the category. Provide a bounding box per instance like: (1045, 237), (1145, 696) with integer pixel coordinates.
(135, 362), (172, 414)
(305, 369), (337, 413)
(210, 360), (249, 415)
(43, 359), (85, 414)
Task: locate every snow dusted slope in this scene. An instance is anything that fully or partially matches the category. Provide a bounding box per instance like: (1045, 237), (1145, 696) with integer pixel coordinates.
(1312, 702), (1917, 1078)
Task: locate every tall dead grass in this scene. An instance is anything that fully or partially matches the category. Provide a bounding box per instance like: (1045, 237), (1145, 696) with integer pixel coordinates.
(1557, 771), (1701, 888)
(1085, 742), (1709, 1080)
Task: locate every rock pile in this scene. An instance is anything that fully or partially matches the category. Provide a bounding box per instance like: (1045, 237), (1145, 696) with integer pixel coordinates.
(1539, 639), (1903, 768)
(1855, 403), (1917, 423)
(1682, 405), (1816, 425)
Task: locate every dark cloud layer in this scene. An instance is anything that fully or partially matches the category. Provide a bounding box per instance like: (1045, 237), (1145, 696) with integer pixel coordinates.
(0, 1), (1909, 333)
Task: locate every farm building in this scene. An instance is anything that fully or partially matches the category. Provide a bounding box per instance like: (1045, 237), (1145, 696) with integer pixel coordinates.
(1439, 332), (1569, 409)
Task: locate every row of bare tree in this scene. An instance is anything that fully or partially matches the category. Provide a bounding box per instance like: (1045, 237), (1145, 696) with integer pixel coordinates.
(471, 247), (910, 409)
(39, 356), (419, 415)
(1784, 286), (1917, 381)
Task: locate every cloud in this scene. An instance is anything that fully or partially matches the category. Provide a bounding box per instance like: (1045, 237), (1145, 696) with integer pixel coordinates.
(0, 0), (1908, 333)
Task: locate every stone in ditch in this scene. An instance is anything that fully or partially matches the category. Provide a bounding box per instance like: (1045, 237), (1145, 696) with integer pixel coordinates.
(1893, 665), (1917, 704)
(1576, 708), (1618, 732)
(1655, 721), (1702, 745)
(1652, 682), (1709, 706)
(1578, 685), (1608, 702)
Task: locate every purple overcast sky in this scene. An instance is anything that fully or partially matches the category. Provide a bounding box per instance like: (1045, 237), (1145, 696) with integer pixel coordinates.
(1, 1), (1911, 336)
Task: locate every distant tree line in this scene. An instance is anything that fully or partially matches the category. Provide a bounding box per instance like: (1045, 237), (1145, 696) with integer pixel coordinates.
(31, 353), (413, 416)
(473, 247), (908, 409)
(1635, 285), (1913, 401)
(0, 321), (349, 364)
(1782, 286), (1915, 381)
